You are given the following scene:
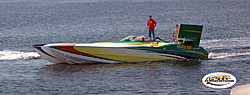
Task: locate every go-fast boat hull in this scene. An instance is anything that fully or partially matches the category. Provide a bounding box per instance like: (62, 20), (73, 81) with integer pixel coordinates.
(33, 24), (208, 64)
(33, 41), (208, 64)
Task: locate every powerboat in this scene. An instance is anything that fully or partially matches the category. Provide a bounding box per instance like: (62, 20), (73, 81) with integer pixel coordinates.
(33, 24), (208, 64)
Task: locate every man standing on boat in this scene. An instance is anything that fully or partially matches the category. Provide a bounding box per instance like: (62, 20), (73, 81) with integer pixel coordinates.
(172, 24), (179, 43)
(147, 15), (157, 40)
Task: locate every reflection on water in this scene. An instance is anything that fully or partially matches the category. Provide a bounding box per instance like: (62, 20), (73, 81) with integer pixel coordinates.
(37, 60), (202, 77)
(34, 59), (218, 94)
(31, 58), (245, 94)
(170, 59), (202, 67)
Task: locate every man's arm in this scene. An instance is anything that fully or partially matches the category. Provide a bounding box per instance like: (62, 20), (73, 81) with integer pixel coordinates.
(154, 20), (157, 27)
(172, 30), (175, 40)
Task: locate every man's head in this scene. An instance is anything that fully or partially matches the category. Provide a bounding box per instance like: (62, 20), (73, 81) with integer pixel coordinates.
(176, 24), (179, 28)
(149, 15), (152, 20)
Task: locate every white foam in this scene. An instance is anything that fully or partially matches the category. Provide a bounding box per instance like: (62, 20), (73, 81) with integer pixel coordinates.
(209, 52), (250, 59)
(0, 50), (40, 60)
(200, 37), (250, 49)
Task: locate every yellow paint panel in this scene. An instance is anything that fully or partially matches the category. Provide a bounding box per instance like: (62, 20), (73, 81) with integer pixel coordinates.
(93, 42), (169, 47)
(73, 46), (175, 62)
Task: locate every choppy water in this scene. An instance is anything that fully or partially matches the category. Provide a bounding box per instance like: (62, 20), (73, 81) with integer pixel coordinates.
(0, 0), (250, 94)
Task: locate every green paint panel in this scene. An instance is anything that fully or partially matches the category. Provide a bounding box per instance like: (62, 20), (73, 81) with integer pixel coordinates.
(177, 24), (203, 46)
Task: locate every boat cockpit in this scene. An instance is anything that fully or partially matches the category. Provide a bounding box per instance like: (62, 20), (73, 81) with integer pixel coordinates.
(120, 35), (160, 42)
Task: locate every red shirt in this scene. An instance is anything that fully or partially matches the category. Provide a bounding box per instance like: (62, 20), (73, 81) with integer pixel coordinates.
(147, 19), (156, 31)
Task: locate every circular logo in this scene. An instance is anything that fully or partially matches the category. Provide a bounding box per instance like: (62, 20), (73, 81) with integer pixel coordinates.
(202, 72), (237, 89)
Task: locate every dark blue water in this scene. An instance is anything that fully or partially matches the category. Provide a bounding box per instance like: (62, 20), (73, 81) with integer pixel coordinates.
(0, 0), (250, 94)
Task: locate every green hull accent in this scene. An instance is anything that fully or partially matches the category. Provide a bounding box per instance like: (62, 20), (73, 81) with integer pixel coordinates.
(124, 43), (208, 59)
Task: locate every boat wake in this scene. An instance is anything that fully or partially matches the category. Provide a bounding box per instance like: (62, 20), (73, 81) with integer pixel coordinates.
(200, 38), (250, 50)
(201, 37), (250, 59)
(0, 50), (40, 60)
(209, 52), (250, 59)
